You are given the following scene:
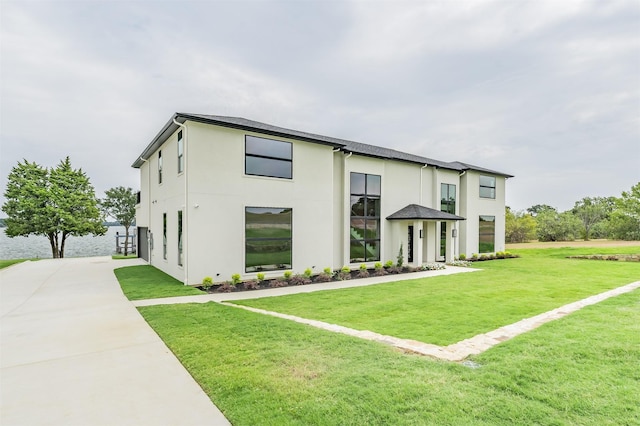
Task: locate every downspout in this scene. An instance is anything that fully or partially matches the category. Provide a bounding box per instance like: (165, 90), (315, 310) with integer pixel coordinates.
(139, 156), (151, 264)
(343, 151), (352, 267)
(173, 118), (189, 286)
(420, 164), (428, 205)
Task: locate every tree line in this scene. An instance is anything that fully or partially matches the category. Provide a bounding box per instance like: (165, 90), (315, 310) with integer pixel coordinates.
(2, 158), (137, 258)
(506, 182), (640, 243)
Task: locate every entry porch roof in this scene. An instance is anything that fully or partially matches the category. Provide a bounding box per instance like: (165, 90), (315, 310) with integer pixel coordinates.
(386, 204), (466, 221)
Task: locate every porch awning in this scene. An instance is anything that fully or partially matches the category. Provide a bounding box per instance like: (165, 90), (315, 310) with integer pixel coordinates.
(386, 204), (466, 221)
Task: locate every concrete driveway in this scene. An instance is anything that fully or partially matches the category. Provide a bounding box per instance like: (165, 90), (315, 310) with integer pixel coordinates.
(0, 257), (230, 426)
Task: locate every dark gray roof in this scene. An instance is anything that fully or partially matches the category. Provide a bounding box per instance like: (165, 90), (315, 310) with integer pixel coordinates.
(448, 161), (514, 178)
(386, 204), (466, 221)
(132, 113), (512, 177)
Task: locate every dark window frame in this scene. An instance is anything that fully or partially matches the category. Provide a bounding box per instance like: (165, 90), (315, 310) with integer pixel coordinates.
(479, 175), (496, 199)
(162, 212), (167, 260)
(350, 172), (381, 263)
(245, 135), (293, 179)
(177, 131), (184, 174)
(177, 210), (183, 266)
(479, 215), (496, 253)
(245, 207), (292, 273)
(158, 150), (163, 184)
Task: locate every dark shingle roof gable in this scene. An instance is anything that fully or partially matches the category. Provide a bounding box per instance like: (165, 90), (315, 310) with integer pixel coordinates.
(132, 113), (512, 178)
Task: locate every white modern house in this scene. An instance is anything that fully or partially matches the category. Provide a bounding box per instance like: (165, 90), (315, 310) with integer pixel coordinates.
(133, 113), (512, 285)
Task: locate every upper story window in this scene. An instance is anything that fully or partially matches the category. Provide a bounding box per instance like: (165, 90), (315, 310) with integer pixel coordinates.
(245, 135), (292, 179)
(177, 131), (184, 174)
(479, 175), (496, 199)
(350, 172), (381, 263)
(441, 183), (456, 214)
(158, 150), (163, 184)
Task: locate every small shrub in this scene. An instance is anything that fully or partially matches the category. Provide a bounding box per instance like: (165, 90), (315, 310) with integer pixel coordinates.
(217, 281), (234, 292)
(384, 260), (394, 269)
(304, 268), (313, 279)
(459, 254), (466, 260)
(373, 262), (387, 276)
(447, 260), (472, 267)
(337, 266), (351, 281)
(423, 263), (446, 271)
(231, 273), (242, 287)
(479, 254), (488, 261)
(201, 276), (214, 291)
(357, 263), (370, 278)
(495, 251), (505, 259)
(323, 267), (332, 275)
(396, 244), (404, 267)
(256, 272), (266, 282)
(471, 253), (478, 260)
(243, 280), (260, 290)
(283, 270), (293, 281)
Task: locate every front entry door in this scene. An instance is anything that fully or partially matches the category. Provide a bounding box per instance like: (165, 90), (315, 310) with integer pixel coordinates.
(407, 225), (414, 263)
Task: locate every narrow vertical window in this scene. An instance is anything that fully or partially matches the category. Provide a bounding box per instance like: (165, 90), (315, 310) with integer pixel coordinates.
(350, 172), (381, 262)
(440, 184), (456, 257)
(177, 210), (183, 266)
(177, 130), (184, 174)
(479, 175), (496, 199)
(245, 207), (292, 272)
(479, 215), (495, 253)
(158, 150), (163, 184)
(162, 213), (167, 260)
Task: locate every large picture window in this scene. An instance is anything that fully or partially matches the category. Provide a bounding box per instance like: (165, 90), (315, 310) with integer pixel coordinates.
(245, 135), (292, 179)
(245, 207), (292, 272)
(479, 175), (496, 199)
(440, 184), (456, 257)
(350, 172), (381, 262)
(479, 215), (495, 253)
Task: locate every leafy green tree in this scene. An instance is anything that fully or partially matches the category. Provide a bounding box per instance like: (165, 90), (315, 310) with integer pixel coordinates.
(572, 197), (609, 240)
(505, 207), (536, 243)
(2, 158), (105, 258)
(526, 204), (556, 216)
(609, 182), (640, 240)
(101, 186), (137, 255)
(535, 209), (581, 242)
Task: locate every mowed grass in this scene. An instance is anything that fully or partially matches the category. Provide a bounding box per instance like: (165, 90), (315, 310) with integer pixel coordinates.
(0, 259), (30, 269)
(114, 265), (203, 300)
(138, 288), (640, 425)
(234, 246), (640, 345)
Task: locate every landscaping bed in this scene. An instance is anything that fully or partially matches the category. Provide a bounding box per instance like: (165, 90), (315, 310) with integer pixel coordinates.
(198, 263), (448, 293)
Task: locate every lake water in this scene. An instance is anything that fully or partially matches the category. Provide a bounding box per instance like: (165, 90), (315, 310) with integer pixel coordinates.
(0, 226), (136, 259)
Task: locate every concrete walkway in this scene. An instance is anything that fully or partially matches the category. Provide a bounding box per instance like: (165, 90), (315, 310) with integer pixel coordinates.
(0, 257), (230, 426)
(132, 266), (479, 307)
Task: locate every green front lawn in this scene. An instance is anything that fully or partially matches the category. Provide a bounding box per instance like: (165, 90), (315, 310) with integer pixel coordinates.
(234, 246), (640, 345)
(139, 288), (640, 425)
(114, 265), (203, 300)
(0, 259), (30, 269)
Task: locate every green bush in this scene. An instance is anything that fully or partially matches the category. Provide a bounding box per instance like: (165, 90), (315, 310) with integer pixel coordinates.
(256, 272), (265, 282)
(374, 262), (383, 271)
(231, 273), (242, 286)
(323, 267), (332, 275)
(304, 268), (313, 278)
(384, 260), (394, 269)
(283, 270), (293, 280)
(202, 276), (214, 290)
(459, 254), (466, 260)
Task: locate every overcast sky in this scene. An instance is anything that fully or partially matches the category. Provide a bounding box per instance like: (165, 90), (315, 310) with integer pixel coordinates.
(1, 0), (639, 212)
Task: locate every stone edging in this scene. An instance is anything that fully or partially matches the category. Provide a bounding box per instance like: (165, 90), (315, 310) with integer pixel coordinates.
(222, 281), (640, 362)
